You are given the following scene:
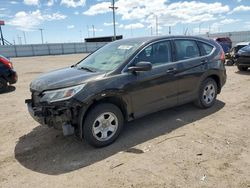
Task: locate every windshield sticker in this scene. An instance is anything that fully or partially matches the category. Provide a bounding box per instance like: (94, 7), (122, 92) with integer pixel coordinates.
(118, 45), (133, 50)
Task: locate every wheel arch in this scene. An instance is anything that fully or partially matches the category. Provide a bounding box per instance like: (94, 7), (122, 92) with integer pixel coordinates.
(78, 95), (129, 139)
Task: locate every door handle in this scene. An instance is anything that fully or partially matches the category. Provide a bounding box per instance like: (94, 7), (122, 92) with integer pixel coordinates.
(166, 68), (177, 74)
(201, 60), (208, 65)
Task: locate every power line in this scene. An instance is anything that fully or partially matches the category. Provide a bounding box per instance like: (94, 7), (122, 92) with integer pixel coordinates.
(109, 0), (118, 41)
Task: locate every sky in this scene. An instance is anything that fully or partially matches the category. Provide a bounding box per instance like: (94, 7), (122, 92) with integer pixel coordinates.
(0, 0), (250, 44)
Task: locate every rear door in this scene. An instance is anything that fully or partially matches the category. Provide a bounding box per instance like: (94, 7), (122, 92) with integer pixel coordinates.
(173, 39), (213, 104)
(127, 40), (178, 118)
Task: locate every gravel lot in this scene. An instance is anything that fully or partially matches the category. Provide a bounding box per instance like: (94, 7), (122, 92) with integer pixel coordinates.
(0, 54), (250, 188)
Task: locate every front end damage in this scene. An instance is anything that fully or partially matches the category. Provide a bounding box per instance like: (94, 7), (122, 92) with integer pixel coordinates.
(25, 91), (83, 136)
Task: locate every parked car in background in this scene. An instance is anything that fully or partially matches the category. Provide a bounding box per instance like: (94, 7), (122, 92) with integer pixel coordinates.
(215, 37), (232, 54)
(0, 55), (18, 92)
(26, 36), (226, 147)
(225, 42), (250, 66)
(235, 45), (250, 71)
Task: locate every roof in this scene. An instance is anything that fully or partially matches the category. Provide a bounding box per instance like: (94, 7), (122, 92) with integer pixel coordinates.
(236, 41), (250, 46)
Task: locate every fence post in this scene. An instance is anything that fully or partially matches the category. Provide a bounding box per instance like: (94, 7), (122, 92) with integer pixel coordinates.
(61, 43), (64, 54)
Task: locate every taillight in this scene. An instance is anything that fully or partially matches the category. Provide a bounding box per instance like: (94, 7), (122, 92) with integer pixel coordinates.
(0, 57), (13, 69)
(220, 51), (225, 64)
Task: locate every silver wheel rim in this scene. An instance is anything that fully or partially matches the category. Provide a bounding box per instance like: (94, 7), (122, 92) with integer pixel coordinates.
(203, 83), (216, 105)
(92, 112), (118, 141)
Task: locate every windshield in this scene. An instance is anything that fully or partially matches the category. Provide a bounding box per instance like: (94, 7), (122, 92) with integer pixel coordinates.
(76, 39), (145, 72)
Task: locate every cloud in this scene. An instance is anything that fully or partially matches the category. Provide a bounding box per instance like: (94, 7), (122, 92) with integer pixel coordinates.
(230, 5), (250, 13)
(61, 0), (86, 8)
(120, 23), (145, 30)
(84, 0), (229, 28)
(104, 22), (118, 26)
(74, 11), (79, 15)
(10, 1), (19, 4)
(83, 2), (111, 15)
(23, 0), (39, 6)
(8, 10), (67, 31)
(47, 0), (54, 6)
(194, 18), (240, 34)
(67, 25), (75, 29)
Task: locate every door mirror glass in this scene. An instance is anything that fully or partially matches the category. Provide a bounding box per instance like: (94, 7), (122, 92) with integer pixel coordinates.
(128, 61), (152, 72)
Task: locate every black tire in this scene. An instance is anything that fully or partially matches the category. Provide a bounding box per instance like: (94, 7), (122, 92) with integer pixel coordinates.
(0, 78), (8, 92)
(83, 103), (124, 147)
(195, 78), (218, 109)
(226, 60), (234, 66)
(237, 66), (248, 71)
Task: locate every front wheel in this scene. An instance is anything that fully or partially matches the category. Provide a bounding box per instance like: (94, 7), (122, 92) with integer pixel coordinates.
(83, 103), (124, 147)
(195, 78), (218, 109)
(237, 66), (248, 71)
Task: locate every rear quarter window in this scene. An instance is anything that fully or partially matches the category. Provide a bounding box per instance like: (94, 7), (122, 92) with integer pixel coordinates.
(198, 42), (214, 56)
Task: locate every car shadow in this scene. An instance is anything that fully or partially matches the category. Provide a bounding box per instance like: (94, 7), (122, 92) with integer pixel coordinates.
(15, 100), (225, 175)
(0, 86), (16, 94)
(235, 70), (250, 75)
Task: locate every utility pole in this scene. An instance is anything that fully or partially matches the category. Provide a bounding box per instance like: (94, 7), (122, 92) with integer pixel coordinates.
(39, 28), (44, 44)
(17, 35), (22, 45)
(169, 26), (171, 35)
(0, 25), (4, 45)
(92, 25), (95, 37)
(87, 25), (90, 37)
(151, 26), (153, 36)
(23, 31), (27, 44)
(199, 23), (203, 35)
(109, 0), (118, 41)
(155, 15), (158, 36)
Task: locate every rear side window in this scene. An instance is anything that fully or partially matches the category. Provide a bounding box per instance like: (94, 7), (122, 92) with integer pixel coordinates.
(198, 42), (214, 55)
(174, 40), (200, 61)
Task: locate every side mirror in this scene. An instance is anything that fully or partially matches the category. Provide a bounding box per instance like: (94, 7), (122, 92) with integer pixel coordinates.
(128, 61), (152, 72)
(235, 53), (239, 58)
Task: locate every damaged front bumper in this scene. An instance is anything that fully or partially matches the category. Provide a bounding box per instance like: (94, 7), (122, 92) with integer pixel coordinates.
(25, 98), (81, 130)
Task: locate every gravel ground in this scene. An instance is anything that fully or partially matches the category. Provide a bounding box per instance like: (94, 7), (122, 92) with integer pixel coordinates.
(0, 54), (249, 188)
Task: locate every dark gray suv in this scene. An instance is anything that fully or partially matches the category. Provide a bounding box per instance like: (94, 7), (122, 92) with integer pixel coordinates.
(26, 36), (227, 147)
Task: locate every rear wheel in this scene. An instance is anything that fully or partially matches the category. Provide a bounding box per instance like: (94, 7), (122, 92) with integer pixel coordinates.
(83, 103), (124, 147)
(0, 78), (7, 92)
(195, 78), (218, 109)
(237, 66), (248, 71)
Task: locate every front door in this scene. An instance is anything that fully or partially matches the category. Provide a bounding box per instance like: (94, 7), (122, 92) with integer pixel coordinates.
(127, 40), (179, 118)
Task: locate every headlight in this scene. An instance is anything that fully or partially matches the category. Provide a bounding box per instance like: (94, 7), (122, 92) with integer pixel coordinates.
(40, 84), (85, 103)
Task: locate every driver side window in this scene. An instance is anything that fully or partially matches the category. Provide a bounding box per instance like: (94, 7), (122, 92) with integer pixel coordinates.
(136, 41), (172, 67)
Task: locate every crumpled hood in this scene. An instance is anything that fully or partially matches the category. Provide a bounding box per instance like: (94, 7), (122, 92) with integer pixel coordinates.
(30, 67), (105, 92)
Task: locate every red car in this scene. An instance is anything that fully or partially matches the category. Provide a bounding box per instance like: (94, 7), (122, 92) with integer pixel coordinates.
(0, 55), (18, 92)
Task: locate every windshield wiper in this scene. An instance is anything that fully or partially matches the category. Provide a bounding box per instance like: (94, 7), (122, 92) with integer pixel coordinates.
(79, 66), (96, 72)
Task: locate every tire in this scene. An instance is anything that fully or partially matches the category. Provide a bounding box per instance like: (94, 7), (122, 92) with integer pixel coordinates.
(0, 78), (7, 92)
(237, 66), (248, 71)
(83, 103), (124, 147)
(195, 78), (218, 109)
(226, 60), (234, 66)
